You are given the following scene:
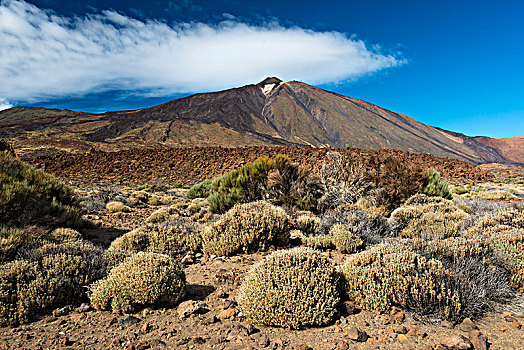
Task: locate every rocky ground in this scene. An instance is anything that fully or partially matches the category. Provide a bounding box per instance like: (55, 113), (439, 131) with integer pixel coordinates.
(1, 149), (523, 350)
(25, 146), (491, 188)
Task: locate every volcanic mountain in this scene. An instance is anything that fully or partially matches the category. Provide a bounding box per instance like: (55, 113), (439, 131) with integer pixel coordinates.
(1, 77), (522, 164)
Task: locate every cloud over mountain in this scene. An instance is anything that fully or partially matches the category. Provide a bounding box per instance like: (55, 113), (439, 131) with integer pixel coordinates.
(0, 0), (404, 104)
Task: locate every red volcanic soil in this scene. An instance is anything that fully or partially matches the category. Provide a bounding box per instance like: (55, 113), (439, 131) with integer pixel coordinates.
(474, 136), (524, 164)
(26, 146), (491, 187)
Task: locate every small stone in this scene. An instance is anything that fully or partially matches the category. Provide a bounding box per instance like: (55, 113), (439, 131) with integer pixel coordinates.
(335, 340), (349, 350)
(440, 320), (453, 329)
(76, 303), (92, 313)
(440, 334), (472, 350)
(217, 307), (237, 319)
(393, 311), (405, 323)
(294, 344), (313, 350)
(108, 317), (118, 326)
(334, 325), (342, 333)
(382, 315), (392, 325)
(113, 338), (124, 346)
(459, 318), (478, 333)
(469, 330), (488, 350)
(259, 335), (270, 348)
(177, 300), (202, 318)
(394, 325), (408, 334)
(512, 320), (522, 329)
(271, 337), (284, 346)
(181, 254), (194, 265)
(70, 313), (86, 323)
(342, 301), (356, 315)
(119, 315), (142, 328)
(140, 322), (152, 334)
(212, 336), (226, 344)
(135, 341), (150, 350)
(53, 305), (72, 317)
(193, 337), (205, 345)
(347, 326), (368, 342)
(397, 334), (409, 342)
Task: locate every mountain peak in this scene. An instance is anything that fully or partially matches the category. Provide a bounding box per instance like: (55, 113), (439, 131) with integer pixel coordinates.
(257, 77), (283, 86)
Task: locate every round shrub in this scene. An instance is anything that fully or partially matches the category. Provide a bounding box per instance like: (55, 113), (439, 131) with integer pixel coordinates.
(202, 201), (290, 256)
(105, 222), (202, 268)
(295, 213), (321, 235)
(90, 252), (185, 313)
(146, 209), (171, 223)
(0, 240), (106, 326)
(389, 194), (469, 239)
(106, 201), (130, 213)
(49, 228), (83, 242)
(238, 247), (340, 329)
(340, 244), (463, 321)
(330, 224), (363, 253)
(304, 234), (334, 250)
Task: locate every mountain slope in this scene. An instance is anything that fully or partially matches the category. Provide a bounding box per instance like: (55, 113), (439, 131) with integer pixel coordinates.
(0, 77), (521, 164)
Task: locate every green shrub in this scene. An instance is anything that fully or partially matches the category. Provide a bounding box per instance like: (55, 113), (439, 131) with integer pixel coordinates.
(389, 194), (469, 239)
(105, 222), (202, 268)
(452, 186), (470, 195)
(106, 201), (130, 213)
(146, 209), (171, 223)
(304, 235), (334, 250)
(89, 252), (185, 313)
(295, 212), (321, 235)
(186, 180), (213, 199)
(208, 190), (241, 214)
(238, 247), (340, 329)
(340, 244), (463, 321)
(0, 151), (84, 228)
(0, 240), (105, 326)
(330, 224), (363, 253)
(202, 201), (290, 256)
(423, 169), (452, 199)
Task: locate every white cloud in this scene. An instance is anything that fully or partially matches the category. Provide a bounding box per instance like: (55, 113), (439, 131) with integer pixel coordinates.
(0, 0), (405, 103)
(0, 98), (13, 110)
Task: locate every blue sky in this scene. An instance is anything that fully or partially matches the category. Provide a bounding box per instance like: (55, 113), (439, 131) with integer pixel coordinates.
(1, 0), (523, 138)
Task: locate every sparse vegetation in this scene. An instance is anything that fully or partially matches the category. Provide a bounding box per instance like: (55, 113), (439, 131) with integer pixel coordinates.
(202, 201), (290, 256)
(0, 151), (84, 228)
(90, 252), (185, 313)
(238, 247), (340, 329)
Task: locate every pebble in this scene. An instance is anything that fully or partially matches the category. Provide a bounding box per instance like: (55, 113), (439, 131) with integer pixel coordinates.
(119, 315), (142, 328)
(347, 326), (368, 342)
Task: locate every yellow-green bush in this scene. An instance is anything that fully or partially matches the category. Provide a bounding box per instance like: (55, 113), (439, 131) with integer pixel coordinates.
(330, 224), (363, 253)
(0, 151), (84, 228)
(202, 201), (290, 256)
(389, 194), (469, 239)
(106, 201), (130, 213)
(89, 252), (185, 313)
(304, 234), (334, 250)
(485, 227), (524, 291)
(0, 240), (105, 326)
(105, 222), (202, 268)
(238, 247), (339, 329)
(340, 244), (462, 321)
(146, 208), (171, 223)
(295, 213), (321, 235)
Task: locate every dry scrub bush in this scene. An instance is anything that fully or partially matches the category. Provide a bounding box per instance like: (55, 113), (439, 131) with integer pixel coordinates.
(340, 244), (463, 321)
(305, 235), (334, 250)
(464, 189), (518, 201)
(0, 240), (105, 326)
(105, 221), (202, 268)
(484, 228), (524, 291)
(202, 201), (290, 256)
(90, 252), (185, 313)
(106, 201), (130, 213)
(319, 152), (373, 211)
(146, 208), (171, 223)
(330, 224), (364, 253)
(413, 237), (515, 314)
(267, 155), (324, 212)
(465, 208), (524, 238)
(238, 247), (340, 329)
(389, 194), (469, 239)
(295, 212), (321, 235)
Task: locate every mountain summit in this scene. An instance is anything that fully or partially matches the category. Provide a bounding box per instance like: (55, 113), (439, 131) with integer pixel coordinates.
(0, 79), (522, 164)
